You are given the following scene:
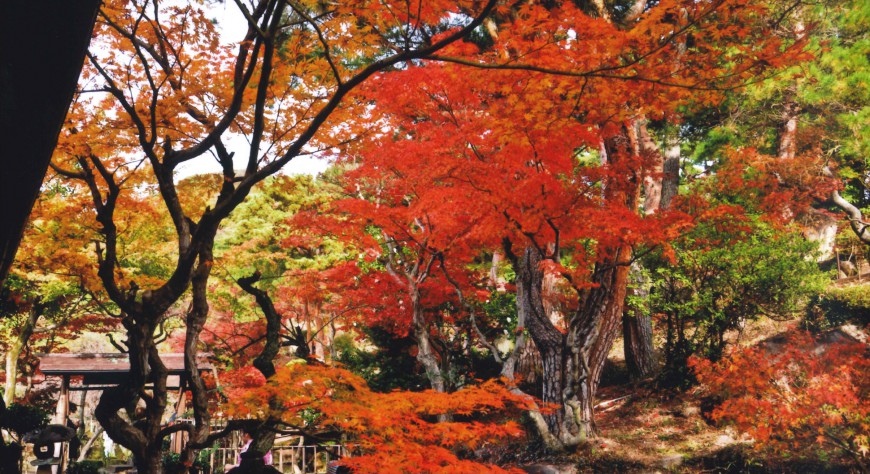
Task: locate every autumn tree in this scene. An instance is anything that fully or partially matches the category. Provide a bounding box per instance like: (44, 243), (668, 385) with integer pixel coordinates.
(195, 174), (349, 366)
(45, 1), (816, 469)
(289, 159), (492, 394)
(1, 180), (144, 405)
(343, 0), (811, 449)
(208, 173), (501, 461)
(51, 0), (503, 471)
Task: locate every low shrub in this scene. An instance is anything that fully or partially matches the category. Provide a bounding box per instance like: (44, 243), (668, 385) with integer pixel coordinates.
(804, 284), (870, 331)
(68, 460), (104, 474)
(0, 403), (49, 440)
(691, 332), (869, 470)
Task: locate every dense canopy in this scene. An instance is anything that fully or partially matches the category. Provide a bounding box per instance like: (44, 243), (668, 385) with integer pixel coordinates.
(0, 0), (867, 473)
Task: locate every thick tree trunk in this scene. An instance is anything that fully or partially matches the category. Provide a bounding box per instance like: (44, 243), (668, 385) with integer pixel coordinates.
(507, 127), (640, 450)
(661, 136), (680, 211)
(95, 316), (169, 474)
(136, 443), (165, 474)
(622, 120), (668, 381)
(179, 245), (217, 469)
(569, 246), (634, 432)
(514, 248), (564, 427)
(799, 209), (839, 261)
(623, 267), (656, 381)
(510, 245), (599, 448)
(637, 123), (663, 214)
(412, 288), (446, 393)
(514, 337), (540, 384)
(572, 132), (640, 439)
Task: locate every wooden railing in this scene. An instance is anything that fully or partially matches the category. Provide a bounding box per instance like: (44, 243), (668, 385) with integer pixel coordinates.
(210, 445), (349, 474)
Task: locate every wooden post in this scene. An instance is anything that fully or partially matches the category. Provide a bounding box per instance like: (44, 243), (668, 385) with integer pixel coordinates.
(171, 382), (187, 454)
(291, 446), (299, 474)
(53, 375), (70, 474)
(53, 376), (69, 423)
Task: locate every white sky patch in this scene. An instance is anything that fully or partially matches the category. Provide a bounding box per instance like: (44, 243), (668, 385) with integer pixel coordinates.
(207, 0), (249, 45)
(173, 1), (332, 181)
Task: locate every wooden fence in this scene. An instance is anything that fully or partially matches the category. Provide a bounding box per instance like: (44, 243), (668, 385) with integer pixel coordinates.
(210, 445), (349, 474)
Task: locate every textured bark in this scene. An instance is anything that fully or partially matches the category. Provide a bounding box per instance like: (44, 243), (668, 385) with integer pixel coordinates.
(509, 245), (634, 448)
(501, 129), (641, 450)
(589, 0), (613, 22)
(773, 0), (804, 157)
(412, 286), (446, 393)
(179, 242), (216, 469)
(799, 208), (839, 261)
(514, 248), (563, 423)
(638, 122), (663, 214)
(622, 282), (657, 381)
(4, 302), (41, 405)
(580, 132), (641, 430)
(570, 246), (634, 434)
(622, 120), (668, 381)
(138, 444), (166, 474)
(514, 337), (541, 384)
(95, 316), (169, 474)
(661, 137), (680, 210)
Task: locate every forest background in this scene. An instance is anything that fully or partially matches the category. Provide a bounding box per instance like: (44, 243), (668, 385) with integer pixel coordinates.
(0, 0), (868, 473)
